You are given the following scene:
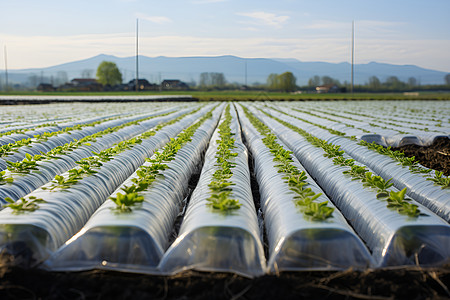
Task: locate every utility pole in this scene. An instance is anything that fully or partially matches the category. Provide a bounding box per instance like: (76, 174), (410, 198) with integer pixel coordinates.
(135, 18), (139, 92)
(351, 20), (355, 95)
(4, 45), (8, 92)
(244, 59), (247, 87)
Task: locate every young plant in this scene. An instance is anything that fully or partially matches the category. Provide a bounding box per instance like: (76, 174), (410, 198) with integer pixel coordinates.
(109, 107), (214, 213)
(363, 172), (393, 198)
(243, 106), (334, 221)
(4, 196), (46, 213)
(207, 192), (241, 211)
(0, 170), (14, 184)
(110, 191), (144, 213)
(358, 140), (433, 176)
(6, 153), (42, 174)
(303, 201), (335, 220)
(207, 105), (241, 212)
(260, 107), (423, 219)
(426, 171), (450, 189)
(0, 138), (33, 157)
(377, 188), (421, 217)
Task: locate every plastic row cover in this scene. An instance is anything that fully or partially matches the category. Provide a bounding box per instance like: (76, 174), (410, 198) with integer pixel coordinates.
(0, 102), (138, 134)
(45, 104), (223, 273)
(0, 106), (179, 168)
(274, 103), (449, 147)
(294, 101), (447, 135)
(0, 104), (216, 266)
(237, 104), (372, 271)
(268, 103), (389, 147)
(249, 105), (450, 267)
(0, 112), (124, 146)
(159, 105), (265, 278)
(264, 106), (450, 223)
(274, 103), (401, 144)
(0, 106), (195, 204)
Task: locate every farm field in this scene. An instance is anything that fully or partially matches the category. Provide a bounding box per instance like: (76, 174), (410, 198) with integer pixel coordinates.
(1, 90), (450, 102)
(0, 100), (449, 299)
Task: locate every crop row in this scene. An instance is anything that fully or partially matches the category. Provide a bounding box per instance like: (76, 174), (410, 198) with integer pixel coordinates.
(0, 102), (448, 278)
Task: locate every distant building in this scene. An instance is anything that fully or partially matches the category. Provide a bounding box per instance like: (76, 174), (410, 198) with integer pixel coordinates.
(126, 79), (159, 91)
(71, 78), (98, 86)
(37, 83), (56, 92)
(59, 78), (102, 91)
(316, 84), (339, 93)
(161, 79), (189, 90)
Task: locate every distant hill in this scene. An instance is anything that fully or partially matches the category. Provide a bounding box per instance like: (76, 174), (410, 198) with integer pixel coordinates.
(3, 54), (449, 87)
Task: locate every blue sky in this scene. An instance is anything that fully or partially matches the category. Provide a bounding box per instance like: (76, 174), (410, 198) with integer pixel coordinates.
(1, 0), (449, 72)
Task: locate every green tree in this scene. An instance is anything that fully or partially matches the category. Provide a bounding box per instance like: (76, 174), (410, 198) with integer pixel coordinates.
(368, 76), (381, 90)
(445, 74), (450, 86)
(408, 77), (417, 87)
(308, 75), (321, 87)
(210, 72), (226, 88)
(198, 72), (226, 88)
(267, 72), (296, 92)
(321, 76), (334, 85)
(384, 76), (405, 90)
(267, 73), (279, 90)
(96, 61), (122, 86)
(320, 76), (340, 86)
(278, 72), (297, 92)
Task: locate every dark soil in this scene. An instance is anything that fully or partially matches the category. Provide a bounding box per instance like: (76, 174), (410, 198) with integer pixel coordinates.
(0, 265), (449, 300)
(394, 137), (450, 176)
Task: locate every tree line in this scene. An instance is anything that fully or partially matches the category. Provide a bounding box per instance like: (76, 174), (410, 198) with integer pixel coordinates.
(4, 59), (450, 93)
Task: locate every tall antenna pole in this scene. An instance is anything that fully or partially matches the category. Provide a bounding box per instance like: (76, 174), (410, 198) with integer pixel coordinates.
(244, 59), (247, 87)
(4, 45), (8, 92)
(135, 18), (139, 92)
(351, 20), (354, 95)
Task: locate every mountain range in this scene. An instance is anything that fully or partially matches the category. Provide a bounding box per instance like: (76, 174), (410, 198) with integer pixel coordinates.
(2, 54), (449, 87)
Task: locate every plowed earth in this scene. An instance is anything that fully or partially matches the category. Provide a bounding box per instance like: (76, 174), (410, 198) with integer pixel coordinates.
(395, 137), (450, 176)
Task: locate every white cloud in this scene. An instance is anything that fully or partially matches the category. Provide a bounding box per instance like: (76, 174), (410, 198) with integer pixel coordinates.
(192, 0), (228, 4)
(355, 20), (406, 38)
(242, 27), (260, 32)
(303, 20), (349, 30)
(237, 11), (290, 28)
(135, 13), (172, 24)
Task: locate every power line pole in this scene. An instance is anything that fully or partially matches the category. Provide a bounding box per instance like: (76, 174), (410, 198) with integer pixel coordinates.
(135, 18), (139, 92)
(351, 20), (355, 95)
(244, 59), (247, 87)
(4, 45), (8, 92)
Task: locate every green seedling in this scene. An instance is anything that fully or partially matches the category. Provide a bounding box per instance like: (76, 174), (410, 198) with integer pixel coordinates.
(0, 170), (14, 184)
(426, 171), (450, 189)
(303, 201), (335, 221)
(6, 153), (42, 173)
(361, 173), (393, 198)
(377, 188), (421, 217)
(108, 106), (215, 213)
(207, 192), (241, 211)
(42, 108), (207, 192)
(333, 156), (355, 167)
(258, 107), (423, 219)
(343, 164), (367, 180)
(358, 140), (434, 177)
(209, 181), (234, 193)
(4, 196), (46, 213)
(207, 105), (242, 212)
(110, 192), (144, 212)
(243, 106), (334, 220)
